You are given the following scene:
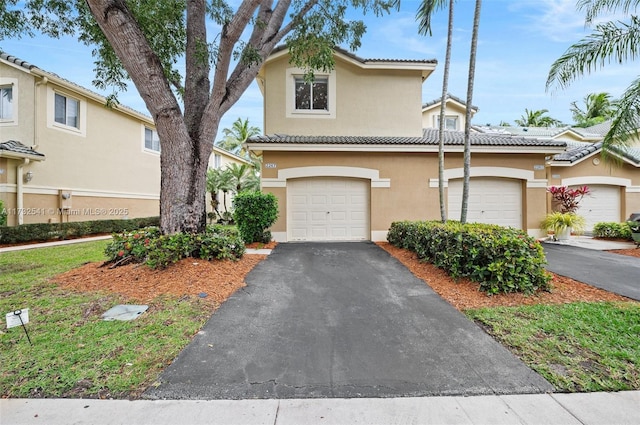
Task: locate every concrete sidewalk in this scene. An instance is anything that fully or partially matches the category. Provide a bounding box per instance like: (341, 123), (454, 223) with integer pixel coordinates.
(2, 391), (639, 424)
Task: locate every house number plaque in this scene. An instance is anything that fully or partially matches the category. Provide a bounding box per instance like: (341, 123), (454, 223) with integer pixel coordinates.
(264, 163), (277, 169)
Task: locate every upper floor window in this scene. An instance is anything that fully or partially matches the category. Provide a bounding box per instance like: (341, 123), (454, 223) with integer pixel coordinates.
(286, 68), (336, 119)
(144, 127), (160, 152)
(214, 153), (222, 169)
(54, 93), (80, 128)
(0, 86), (13, 121)
(436, 115), (459, 131)
(295, 77), (328, 111)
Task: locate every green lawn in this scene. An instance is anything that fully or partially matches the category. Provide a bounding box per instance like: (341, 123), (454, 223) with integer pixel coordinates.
(467, 302), (640, 392)
(0, 241), (212, 398)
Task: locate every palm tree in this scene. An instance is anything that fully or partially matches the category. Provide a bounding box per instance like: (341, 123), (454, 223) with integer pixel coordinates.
(216, 117), (261, 157)
(570, 92), (616, 127)
(227, 163), (260, 194)
(460, 0), (482, 224)
(514, 108), (562, 127)
(417, 0), (455, 223)
(206, 167), (232, 222)
(547, 0), (640, 152)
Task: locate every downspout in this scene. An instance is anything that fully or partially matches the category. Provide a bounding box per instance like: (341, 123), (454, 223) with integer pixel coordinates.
(34, 76), (48, 149)
(16, 158), (29, 225)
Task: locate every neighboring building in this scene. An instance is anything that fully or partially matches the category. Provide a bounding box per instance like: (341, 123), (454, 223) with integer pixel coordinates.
(247, 47), (569, 242)
(0, 52), (247, 227)
(475, 123), (640, 230)
(422, 93), (478, 131)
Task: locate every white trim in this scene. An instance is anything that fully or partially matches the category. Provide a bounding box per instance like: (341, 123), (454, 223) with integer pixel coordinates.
(526, 179), (549, 188)
(561, 176), (631, 187)
(0, 78), (18, 126)
(285, 68), (336, 119)
(266, 166), (390, 188)
(2, 184), (160, 200)
(371, 230), (388, 242)
(627, 186), (640, 193)
(141, 124), (160, 155)
(46, 86), (87, 137)
(443, 167), (535, 181)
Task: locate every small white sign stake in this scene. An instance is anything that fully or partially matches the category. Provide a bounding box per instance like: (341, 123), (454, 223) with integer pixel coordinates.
(6, 309), (32, 345)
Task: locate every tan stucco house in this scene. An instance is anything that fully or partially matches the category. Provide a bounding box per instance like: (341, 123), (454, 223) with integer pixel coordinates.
(476, 123), (640, 231)
(0, 52), (248, 227)
(246, 47), (577, 242)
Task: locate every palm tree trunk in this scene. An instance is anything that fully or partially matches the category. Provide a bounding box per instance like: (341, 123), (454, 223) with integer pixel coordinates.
(460, 0), (482, 224)
(438, 0), (455, 223)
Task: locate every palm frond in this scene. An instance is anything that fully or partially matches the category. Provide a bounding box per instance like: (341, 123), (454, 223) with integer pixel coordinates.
(578, 0), (640, 25)
(603, 75), (640, 158)
(547, 16), (640, 91)
(416, 0), (449, 36)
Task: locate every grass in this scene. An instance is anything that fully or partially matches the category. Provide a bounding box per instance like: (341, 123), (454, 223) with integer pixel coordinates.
(466, 302), (640, 392)
(0, 241), (212, 398)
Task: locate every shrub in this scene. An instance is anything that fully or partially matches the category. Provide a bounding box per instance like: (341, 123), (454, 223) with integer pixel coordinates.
(387, 221), (551, 295)
(0, 216), (159, 244)
(0, 200), (6, 226)
(104, 225), (245, 269)
(592, 222), (632, 240)
(233, 191), (278, 243)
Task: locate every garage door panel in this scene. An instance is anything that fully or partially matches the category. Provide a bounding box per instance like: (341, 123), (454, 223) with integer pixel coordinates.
(289, 177), (370, 241)
(572, 185), (620, 231)
(449, 178), (522, 229)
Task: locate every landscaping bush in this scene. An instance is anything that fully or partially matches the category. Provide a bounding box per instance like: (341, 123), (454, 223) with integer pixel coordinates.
(592, 222), (633, 240)
(0, 216), (159, 244)
(233, 191), (278, 243)
(0, 200), (7, 226)
(104, 225), (245, 269)
(388, 221), (551, 295)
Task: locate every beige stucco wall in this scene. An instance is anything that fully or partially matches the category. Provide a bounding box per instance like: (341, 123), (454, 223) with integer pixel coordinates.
(549, 153), (640, 221)
(422, 101), (470, 131)
(260, 150), (552, 240)
(263, 55), (424, 137)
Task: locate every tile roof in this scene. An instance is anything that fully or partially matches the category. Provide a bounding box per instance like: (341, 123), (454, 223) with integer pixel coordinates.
(553, 141), (640, 165)
(248, 129), (566, 148)
(0, 140), (45, 158)
(422, 93), (478, 111)
(1, 52), (152, 121)
(269, 45), (437, 65)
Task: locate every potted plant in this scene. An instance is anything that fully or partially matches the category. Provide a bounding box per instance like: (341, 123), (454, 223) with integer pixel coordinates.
(542, 185), (590, 240)
(542, 211), (587, 240)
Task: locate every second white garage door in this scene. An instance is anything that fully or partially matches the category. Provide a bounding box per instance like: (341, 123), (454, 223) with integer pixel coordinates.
(288, 177), (369, 241)
(571, 184), (620, 231)
(448, 177), (523, 229)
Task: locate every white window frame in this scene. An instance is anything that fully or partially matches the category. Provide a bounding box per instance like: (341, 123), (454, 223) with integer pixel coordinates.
(0, 78), (18, 126)
(286, 67), (336, 119)
(142, 126), (160, 154)
(47, 87), (86, 136)
(214, 153), (222, 169)
(435, 115), (459, 131)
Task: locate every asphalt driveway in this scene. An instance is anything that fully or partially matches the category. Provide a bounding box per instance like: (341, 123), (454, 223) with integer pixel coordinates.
(544, 243), (640, 301)
(145, 242), (552, 400)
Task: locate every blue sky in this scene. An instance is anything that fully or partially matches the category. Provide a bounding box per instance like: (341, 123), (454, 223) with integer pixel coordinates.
(1, 0), (637, 136)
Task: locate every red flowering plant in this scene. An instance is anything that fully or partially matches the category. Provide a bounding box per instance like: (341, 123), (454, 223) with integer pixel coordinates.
(547, 185), (590, 213)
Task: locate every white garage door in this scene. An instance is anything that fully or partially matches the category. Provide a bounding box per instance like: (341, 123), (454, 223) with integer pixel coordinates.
(572, 185), (620, 231)
(288, 177), (369, 241)
(448, 178), (522, 229)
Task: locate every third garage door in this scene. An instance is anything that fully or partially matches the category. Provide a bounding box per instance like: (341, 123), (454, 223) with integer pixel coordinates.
(288, 177), (369, 241)
(448, 177), (523, 229)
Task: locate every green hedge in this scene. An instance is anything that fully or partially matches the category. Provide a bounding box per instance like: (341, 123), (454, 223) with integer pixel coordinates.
(233, 191), (278, 243)
(0, 217), (159, 244)
(592, 222), (633, 240)
(387, 220), (551, 295)
(104, 225), (245, 269)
